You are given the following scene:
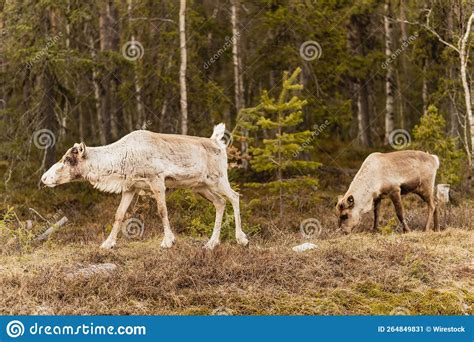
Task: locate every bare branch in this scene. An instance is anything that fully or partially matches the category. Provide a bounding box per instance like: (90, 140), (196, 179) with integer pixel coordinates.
(392, 10), (460, 53)
(460, 12), (474, 66)
(130, 17), (176, 24)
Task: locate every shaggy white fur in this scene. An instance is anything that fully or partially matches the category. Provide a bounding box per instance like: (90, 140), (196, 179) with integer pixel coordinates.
(41, 124), (248, 250)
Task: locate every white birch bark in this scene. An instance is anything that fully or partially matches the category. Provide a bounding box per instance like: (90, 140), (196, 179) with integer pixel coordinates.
(179, 0), (188, 135)
(231, 0), (248, 167)
(384, 0), (395, 143)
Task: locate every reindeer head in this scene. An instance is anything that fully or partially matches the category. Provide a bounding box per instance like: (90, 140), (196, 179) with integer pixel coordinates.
(336, 194), (360, 233)
(41, 143), (87, 187)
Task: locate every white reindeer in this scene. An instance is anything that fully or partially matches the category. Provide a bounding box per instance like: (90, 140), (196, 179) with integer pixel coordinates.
(41, 124), (249, 250)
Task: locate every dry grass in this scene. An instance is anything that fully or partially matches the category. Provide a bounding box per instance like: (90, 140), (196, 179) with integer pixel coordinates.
(1, 175), (473, 315)
(0, 226), (472, 315)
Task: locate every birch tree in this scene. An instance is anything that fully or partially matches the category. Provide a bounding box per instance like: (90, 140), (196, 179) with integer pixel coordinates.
(231, 0), (247, 166)
(97, 1), (112, 144)
(179, 0), (188, 135)
(398, 0), (408, 127)
(127, 0), (144, 130)
(421, 10), (474, 166)
(384, 0), (395, 144)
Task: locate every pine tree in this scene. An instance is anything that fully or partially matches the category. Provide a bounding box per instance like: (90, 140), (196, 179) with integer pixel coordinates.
(412, 105), (464, 185)
(246, 68), (320, 218)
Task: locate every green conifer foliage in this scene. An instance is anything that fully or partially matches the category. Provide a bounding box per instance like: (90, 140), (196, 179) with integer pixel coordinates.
(245, 68), (320, 218)
(412, 105), (464, 185)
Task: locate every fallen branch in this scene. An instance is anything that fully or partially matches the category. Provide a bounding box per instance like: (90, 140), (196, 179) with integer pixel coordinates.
(35, 216), (68, 242)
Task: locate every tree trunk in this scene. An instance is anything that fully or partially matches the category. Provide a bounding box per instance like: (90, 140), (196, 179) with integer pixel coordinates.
(349, 14), (372, 147)
(398, 0), (408, 128)
(356, 79), (372, 147)
(349, 81), (359, 139)
(109, 0), (120, 140)
(179, 0), (188, 135)
(97, 1), (113, 144)
(231, 0), (248, 167)
(447, 7), (458, 137)
(89, 35), (102, 144)
(42, 65), (57, 170)
(384, 0), (395, 143)
(422, 59), (429, 115)
(459, 13), (474, 166)
(127, 0), (144, 130)
(41, 9), (57, 170)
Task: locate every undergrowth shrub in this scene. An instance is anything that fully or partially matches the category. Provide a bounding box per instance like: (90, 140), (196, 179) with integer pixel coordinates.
(166, 188), (261, 241)
(412, 105), (464, 185)
(0, 206), (36, 254)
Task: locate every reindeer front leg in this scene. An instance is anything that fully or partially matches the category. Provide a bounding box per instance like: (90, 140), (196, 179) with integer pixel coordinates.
(101, 190), (135, 249)
(373, 197), (382, 232)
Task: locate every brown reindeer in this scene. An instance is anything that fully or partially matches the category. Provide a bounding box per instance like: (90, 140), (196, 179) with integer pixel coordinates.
(336, 150), (439, 233)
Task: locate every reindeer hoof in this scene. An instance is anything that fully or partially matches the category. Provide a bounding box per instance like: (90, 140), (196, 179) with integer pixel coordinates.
(100, 240), (116, 249)
(160, 235), (175, 248)
(236, 234), (249, 247)
(203, 239), (219, 250)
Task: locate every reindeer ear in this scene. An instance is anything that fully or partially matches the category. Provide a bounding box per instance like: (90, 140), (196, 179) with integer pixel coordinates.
(78, 142), (86, 156)
(336, 195), (344, 211)
(347, 195), (355, 208)
(71, 143), (86, 159)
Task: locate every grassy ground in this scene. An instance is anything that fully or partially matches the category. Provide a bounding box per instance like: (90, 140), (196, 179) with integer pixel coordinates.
(0, 153), (473, 315)
(0, 199), (473, 315)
